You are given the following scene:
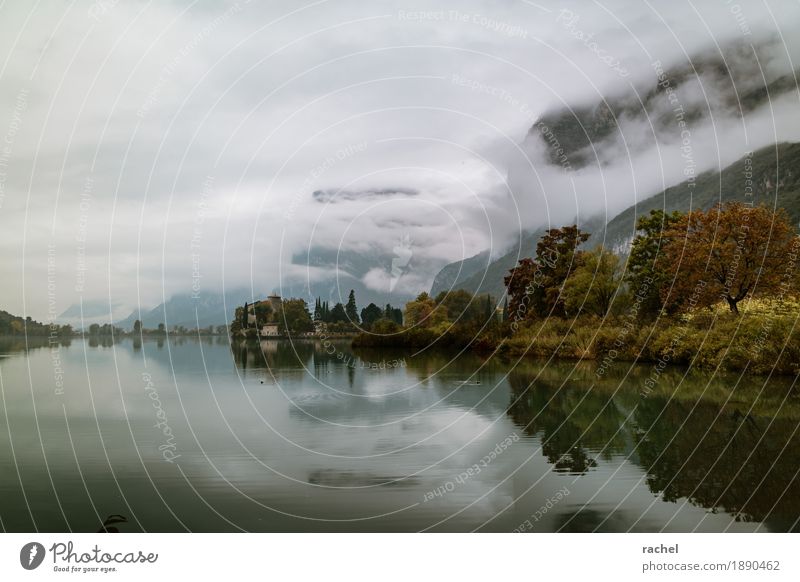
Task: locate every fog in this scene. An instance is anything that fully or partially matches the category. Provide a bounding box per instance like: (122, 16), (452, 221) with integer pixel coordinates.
(0, 0), (798, 322)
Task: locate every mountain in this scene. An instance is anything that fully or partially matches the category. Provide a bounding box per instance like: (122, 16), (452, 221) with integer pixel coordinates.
(430, 214), (608, 300)
(116, 289), (253, 331)
(429, 250), (491, 297)
(284, 246), (419, 307)
(532, 42), (799, 171)
(113, 246), (421, 332)
(56, 300), (128, 328)
(602, 142), (800, 254)
(431, 143), (800, 298)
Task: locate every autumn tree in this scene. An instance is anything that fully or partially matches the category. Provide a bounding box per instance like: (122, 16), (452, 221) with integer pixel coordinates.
(660, 203), (798, 314)
(625, 209), (683, 317)
(563, 246), (625, 317)
(403, 292), (437, 327)
(504, 225), (590, 320)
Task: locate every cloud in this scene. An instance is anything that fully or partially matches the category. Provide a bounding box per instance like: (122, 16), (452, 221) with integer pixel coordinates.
(1, 0), (799, 321)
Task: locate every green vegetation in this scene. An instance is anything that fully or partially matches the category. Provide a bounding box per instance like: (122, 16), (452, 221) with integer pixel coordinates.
(231, 291), (404, 338)
(0, 310), (73, 337)
(360, 202), (800, 376)
(352, 289), (500, 350)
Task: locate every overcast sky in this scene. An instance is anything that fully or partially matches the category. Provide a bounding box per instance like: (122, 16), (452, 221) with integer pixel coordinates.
(1, 0), (799, 322)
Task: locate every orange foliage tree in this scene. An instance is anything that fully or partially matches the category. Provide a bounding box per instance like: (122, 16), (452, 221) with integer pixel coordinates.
(660, 203), (798, 314)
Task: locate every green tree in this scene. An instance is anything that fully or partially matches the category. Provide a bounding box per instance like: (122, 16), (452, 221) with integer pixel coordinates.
(435, 289), (476, 322)
(626, 209), (683, 317)
(329, 302), (347, 323)
(345, 290), (360, 324)
(277, 299), (313, 335)
(313, 298), (322, 321)
(360, 303), (383, 327)
(133, 320), (142, 335)
(563, 246), (625, 317)
(371, 318), (401, 335)
(253, 301), (273, 327)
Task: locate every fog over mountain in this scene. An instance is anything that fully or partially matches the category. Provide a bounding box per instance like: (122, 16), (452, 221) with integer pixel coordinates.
(1, 0), (799, 325)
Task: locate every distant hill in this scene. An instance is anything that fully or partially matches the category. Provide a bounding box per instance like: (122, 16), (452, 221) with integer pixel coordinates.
(429, 250), (491, 297)
(602, 142), (800, 254)
(431, 142), (800, 299)
(116, 289), (253, 331)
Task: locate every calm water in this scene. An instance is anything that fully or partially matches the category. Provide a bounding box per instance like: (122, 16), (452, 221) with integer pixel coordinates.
(1, 336), (799, 532)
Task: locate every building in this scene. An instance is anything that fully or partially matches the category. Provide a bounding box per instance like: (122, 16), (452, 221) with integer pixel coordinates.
(245, 295), (283, 337)
(260, 323), (280, 337)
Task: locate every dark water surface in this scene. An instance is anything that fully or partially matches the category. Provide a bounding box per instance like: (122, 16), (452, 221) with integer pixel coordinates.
(1, 337), (798, 532)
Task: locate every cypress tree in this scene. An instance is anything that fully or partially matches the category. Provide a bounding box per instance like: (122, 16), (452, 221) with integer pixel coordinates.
(345, 290), (360, 324)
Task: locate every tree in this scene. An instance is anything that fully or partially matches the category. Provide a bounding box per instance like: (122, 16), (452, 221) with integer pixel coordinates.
(313, 298), (322, 322)
(360, 303), (383, 327)
(626, 209), (683, 317)
(157, 323), (166, 335)
(484, 294), (494, 323)
(563, 246), (624, 317)
(404, 292), (437, 326)
(505, 225), (590, 320)
(660, 203), (798, 314)
(89, 323), (100, 336)
(345, 290), (360, 324)
(371, 318), (400, 335)
(277, 299), (313, 335)
(435, 289), (476, 322)
(253, 301), (273, 327)
(329, 302), (347, 323)
(133, 320), (142, 335)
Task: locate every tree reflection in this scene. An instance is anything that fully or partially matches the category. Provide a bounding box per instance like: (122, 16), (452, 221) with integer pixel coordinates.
(634, 397), (800, 529)
(507, 367), (628, 474)
(507, 362), (800, 528)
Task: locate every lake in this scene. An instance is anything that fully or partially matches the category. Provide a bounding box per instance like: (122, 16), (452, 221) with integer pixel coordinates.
(1, 336), (798, 532)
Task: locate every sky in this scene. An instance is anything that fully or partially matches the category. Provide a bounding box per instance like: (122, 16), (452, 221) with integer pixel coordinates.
(1, 0), (799, 323)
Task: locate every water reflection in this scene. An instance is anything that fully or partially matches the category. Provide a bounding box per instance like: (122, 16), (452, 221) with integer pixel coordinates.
(1, 336), (798, 531)
(506, 364), (800, 530)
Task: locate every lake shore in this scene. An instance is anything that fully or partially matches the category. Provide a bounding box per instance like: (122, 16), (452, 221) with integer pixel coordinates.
(353, 309), (800, 377)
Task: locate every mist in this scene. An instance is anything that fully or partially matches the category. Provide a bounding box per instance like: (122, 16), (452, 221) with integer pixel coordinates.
(1, 0), (798, 323)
